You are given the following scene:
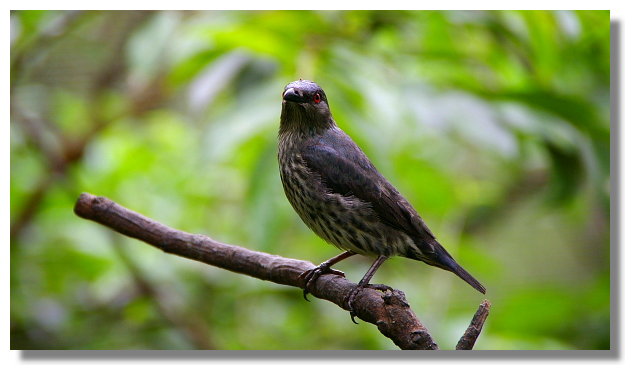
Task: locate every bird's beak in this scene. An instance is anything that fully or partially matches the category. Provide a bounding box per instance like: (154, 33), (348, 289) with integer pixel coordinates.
(283, 88), (303, 103)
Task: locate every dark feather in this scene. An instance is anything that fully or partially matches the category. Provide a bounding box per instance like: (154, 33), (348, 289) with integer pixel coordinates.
(299, 128), (436, 241)
(427, 241), (486, 294)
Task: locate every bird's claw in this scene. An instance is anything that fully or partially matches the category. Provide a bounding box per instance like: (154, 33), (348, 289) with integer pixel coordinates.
(345, 283), (394, 324)
(345, 285), (364, 324)
(299, 264), (346, 301)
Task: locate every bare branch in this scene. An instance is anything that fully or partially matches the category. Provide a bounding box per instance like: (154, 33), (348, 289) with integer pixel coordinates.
(74, 192), (489, 350)
(456, 300), (491, 350)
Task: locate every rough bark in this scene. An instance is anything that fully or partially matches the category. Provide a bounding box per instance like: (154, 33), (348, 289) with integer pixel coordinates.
(74, 192), (490, 350)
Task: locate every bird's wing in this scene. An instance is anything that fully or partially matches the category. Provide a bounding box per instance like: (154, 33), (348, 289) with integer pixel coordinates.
(300, 140), (436, 240)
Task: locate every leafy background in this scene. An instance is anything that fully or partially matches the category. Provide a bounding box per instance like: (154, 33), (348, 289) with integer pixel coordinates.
(10, 10), (610, 350)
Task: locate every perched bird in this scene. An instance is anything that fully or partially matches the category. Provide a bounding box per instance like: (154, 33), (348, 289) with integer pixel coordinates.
(278, 79), (485, 317)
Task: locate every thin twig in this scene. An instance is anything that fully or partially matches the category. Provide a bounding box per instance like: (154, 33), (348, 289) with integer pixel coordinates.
(456, 300), (491, 350)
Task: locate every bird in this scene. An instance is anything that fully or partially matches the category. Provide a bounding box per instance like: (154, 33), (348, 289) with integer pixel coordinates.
(277, 79), (485, 319)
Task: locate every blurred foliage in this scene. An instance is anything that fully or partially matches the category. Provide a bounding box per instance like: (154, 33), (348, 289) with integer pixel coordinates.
(10, 10), (610, 350)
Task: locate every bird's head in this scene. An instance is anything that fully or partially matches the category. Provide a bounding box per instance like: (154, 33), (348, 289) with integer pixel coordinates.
(280, 80), (334, 134)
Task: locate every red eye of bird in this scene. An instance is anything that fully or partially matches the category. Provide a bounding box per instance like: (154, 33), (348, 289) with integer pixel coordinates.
(313, 93), (321, 103)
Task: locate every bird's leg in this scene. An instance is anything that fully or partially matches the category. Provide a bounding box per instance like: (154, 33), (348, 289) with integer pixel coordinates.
(300, 251), (355, 301)
(345, 255), (390, 323)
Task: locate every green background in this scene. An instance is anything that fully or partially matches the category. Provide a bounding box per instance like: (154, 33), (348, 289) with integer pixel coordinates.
(10, 10), (610, 350)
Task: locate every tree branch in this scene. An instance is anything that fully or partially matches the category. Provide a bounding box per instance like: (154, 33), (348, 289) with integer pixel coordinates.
(73, 192), (490, 350)
(456, 300), (491, 350)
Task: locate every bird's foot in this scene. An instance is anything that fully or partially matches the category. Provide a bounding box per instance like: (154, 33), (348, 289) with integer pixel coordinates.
(344, 284), (364, 324)
(299, 263), (346, 301)
(345, 283), (394, 324)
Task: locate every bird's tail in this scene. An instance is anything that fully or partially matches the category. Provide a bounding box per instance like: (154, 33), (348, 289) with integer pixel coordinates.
(418, 241), (486, 294)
